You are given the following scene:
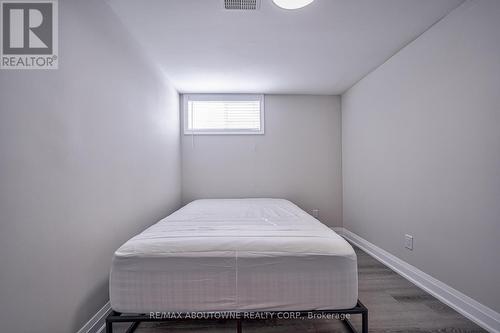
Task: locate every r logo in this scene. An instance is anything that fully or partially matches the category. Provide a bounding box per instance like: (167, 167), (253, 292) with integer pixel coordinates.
(2, 2), (53, 54)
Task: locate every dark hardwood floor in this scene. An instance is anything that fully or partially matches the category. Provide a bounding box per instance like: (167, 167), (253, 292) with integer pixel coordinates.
(112, 246), (486, 332)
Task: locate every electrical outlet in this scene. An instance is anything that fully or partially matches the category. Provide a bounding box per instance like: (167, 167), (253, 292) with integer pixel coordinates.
(312, 209), (319, 218)
(405, 234), (413, 250)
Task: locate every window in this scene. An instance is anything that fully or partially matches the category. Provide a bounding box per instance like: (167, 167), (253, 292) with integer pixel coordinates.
(183, 94), (264, 135)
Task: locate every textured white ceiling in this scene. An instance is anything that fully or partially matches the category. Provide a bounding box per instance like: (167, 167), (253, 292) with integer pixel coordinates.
(107, 0), (463, 94)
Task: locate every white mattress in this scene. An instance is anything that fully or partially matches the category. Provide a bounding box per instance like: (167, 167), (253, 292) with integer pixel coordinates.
(109, 198), (358, 313)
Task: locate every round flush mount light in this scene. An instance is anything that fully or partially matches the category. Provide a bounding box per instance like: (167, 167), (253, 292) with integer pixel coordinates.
(273, 0), (314, 10)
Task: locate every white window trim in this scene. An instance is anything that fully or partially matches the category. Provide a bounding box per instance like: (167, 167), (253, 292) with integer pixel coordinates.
(182, 94), (265, 135)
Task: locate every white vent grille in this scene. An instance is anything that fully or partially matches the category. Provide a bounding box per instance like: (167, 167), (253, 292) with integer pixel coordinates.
(224, 0), (260, 10)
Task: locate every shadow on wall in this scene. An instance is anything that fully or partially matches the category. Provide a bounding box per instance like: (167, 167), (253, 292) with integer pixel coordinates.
(73, 279), (108, 332)
(0, 1), (181, 333)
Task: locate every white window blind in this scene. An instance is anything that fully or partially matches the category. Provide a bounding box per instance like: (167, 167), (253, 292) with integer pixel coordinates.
(183, 94), (264, 134)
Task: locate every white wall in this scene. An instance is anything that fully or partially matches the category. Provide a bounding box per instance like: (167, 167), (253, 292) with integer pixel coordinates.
(342, 0), (500, 313)
(182, 95), (342, 227)
(0, 1), (181, 332)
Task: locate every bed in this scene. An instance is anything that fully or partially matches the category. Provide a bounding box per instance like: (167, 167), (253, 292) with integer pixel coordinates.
(107, 198), (367, 333)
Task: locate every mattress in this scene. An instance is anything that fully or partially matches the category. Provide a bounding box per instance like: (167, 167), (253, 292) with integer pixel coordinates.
(109, 198), (358, 313)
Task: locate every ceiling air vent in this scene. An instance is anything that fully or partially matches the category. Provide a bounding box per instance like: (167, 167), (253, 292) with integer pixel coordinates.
(224, 0), (260, 10)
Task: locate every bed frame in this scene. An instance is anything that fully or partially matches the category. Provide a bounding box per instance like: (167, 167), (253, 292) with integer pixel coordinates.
(105, 299), (368, 333)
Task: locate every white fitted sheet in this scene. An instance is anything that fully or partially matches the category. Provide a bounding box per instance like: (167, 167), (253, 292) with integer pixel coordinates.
(109, 198), (358, 313)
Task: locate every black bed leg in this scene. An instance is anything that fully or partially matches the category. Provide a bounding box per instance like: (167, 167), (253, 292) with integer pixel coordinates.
(106, 321), (112, 333)
(362, 309), (368, 333)
(106, 311), (120, 333)
(237, 318), (242, 333)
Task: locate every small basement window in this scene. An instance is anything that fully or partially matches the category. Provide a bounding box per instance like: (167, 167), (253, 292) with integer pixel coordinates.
(183, 94), (264, 135)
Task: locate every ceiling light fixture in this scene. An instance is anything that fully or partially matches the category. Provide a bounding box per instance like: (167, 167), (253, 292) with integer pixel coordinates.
(272, 0), (314, 10)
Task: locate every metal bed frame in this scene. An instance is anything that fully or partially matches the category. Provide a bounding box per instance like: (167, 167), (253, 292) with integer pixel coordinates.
(105, 299), (368, 333)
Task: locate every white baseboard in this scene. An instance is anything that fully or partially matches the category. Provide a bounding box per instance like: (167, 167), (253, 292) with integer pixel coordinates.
(76, 301), (111, 333)
(333, 227), (500, 333)
(332, 227), (344, 235)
